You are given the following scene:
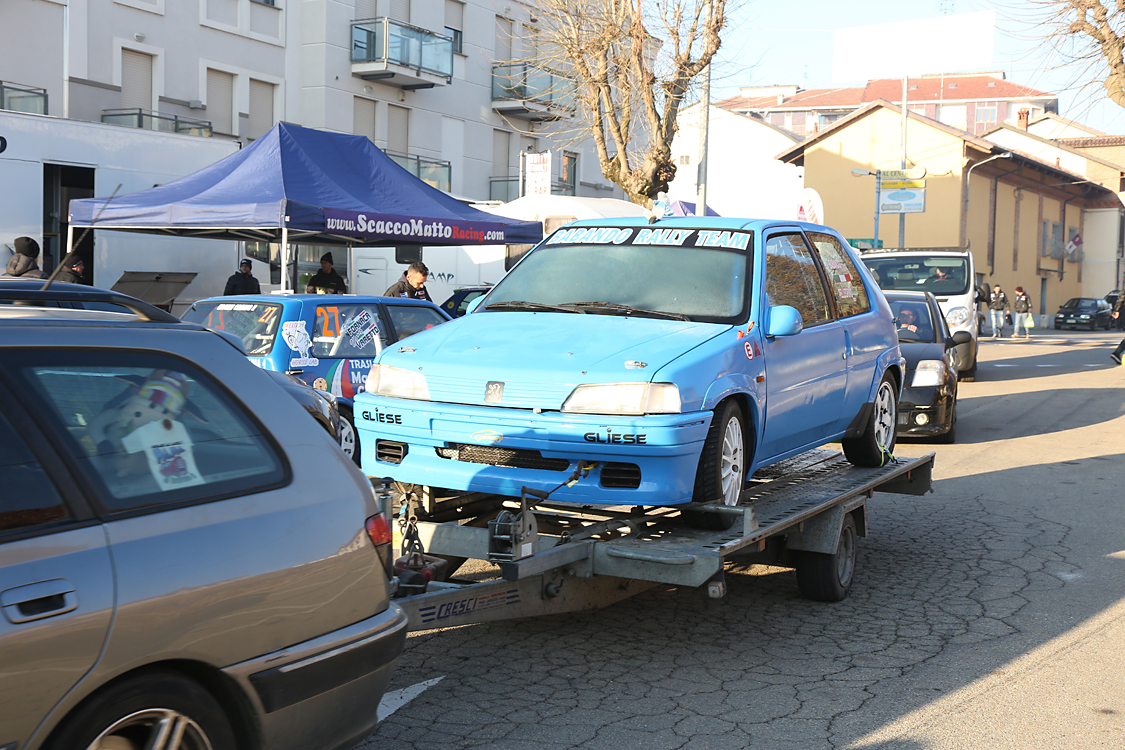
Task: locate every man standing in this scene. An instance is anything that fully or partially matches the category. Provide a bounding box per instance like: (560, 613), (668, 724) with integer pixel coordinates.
(1012, 286), (1032, 339)
(224, 259), (262, 295)
(383, 261), (432, 302)
(3, 237), (47, 279)
(1111, 292), (1125, 365)
(55, 252), (86, 285)
(988, 284), (1010, 339)
(307, 252), (348, 294)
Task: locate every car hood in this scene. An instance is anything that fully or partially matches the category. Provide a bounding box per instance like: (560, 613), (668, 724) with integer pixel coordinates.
(375, 311), (730, 409)
(1056, 306), (1096, 314)
(898, 341), (946, 370)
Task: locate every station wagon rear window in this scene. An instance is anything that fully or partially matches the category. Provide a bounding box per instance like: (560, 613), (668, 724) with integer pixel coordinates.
(484, 226), (753, 324)
(182, 301), (282, 356)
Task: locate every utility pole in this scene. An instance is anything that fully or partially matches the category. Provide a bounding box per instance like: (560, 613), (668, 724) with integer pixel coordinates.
(695, 0), (711, 217)
(899, 76), (907, 249)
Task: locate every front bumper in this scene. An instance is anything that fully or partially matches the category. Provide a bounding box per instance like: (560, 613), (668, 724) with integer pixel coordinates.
(354, 393), (712, 505)
(222, 603), (407, 750)
(897, 385), (955, 436)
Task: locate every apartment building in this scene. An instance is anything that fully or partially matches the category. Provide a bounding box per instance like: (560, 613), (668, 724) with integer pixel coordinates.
(718, 72), (1059, 138)
(1, 0), (617, 202)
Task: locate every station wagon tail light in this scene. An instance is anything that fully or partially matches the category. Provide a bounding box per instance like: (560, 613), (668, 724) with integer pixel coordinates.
(366, 364), (430, 400)
(562, 383), (681, 415)
(365, 513), (395, 580)
(911, 360), (946, 388)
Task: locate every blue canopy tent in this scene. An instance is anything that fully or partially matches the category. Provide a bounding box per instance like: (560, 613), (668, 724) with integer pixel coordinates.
(68, 122), (543, 290)
(668, 200), (719, 217)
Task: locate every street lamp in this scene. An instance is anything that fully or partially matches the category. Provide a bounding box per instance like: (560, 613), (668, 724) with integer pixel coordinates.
(852, 168), (881, 248)
(963, 152), (1013, 212)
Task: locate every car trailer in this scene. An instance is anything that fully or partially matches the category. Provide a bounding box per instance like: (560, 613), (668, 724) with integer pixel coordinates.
(377, 449), (934, 633)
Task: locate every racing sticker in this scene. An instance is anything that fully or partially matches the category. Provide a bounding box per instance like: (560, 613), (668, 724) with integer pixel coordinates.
(342, 309), (379, 349)
(121, 419), (205, 491)
(744, 341), (755, 361)
(281, 320), (319, 368)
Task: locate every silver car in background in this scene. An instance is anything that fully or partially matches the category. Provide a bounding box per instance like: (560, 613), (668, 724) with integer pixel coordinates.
(0, 300), (404, 750)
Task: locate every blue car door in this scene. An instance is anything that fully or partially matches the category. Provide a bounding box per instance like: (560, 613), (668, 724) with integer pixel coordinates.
(759, 231), (847, 457)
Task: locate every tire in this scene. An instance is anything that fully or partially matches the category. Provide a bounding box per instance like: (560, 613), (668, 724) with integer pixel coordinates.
(842, 373), (897, 467)
(43, 670), (237, 750)
(339, 406), (361, 466)
(935, 401), (957, 444)
(681, 400), (748, 531)
(795, 514), (858, 602)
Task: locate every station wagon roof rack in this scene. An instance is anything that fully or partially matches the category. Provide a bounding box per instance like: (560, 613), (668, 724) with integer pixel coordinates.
(0, 280), (180, 323)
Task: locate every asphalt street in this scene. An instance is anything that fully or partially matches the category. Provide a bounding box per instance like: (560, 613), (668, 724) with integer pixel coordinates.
(361, 329), (1125, 750)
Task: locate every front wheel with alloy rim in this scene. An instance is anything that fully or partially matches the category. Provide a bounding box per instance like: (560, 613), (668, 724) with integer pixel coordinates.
(339, 407), (361, 465)
(44, 671), (236, 750)
(681, 400), (749, 530)
(842, 373), (898, 467)
(795, 513), (858, 602)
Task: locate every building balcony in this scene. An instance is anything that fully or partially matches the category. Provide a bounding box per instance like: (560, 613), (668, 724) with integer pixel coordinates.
(352, 19), (453, 90)
(387, 151), (451, 193)
(491, 64), (576, 121)
(1, 80), (48, 115)
(489, 177), (575, 202)
(101, 108), (213, 137)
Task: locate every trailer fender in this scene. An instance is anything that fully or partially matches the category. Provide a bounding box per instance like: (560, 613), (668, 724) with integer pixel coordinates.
(785, 499), (867, 555)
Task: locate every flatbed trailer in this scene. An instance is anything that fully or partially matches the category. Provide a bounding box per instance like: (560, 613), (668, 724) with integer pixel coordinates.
(381, 449), (934, 632)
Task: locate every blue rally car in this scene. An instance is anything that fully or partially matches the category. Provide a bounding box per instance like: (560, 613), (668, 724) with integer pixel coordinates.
(354, 218), (904, 524)
(182, 294), (450, 463)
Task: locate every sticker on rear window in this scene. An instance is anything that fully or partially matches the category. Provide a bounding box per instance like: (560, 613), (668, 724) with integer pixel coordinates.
(281, 320), (319, 367)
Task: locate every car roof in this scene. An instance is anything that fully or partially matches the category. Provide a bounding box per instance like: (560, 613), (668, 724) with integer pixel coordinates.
(557, 216), (834, 232)
(0, 279), (179, 321)
(197, 294), (444, 308)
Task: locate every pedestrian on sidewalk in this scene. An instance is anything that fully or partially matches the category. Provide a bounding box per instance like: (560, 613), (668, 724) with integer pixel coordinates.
(1012, 286), (1033, 339)
(988, 284), (1010, 338)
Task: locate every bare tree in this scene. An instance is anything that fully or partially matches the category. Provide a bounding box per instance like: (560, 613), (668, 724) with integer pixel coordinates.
(523, 0), (726, 205)
(1027, 0), (1125, 109)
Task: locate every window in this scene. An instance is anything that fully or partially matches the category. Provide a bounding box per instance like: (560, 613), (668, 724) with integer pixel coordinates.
(493, 129), (511, 177)
(248, 79), (275, 140)
(765, 233), (832, 326)
(354, 96), (376, 143)
(0, 408), (68, 534)
(445, 0), (464, 54)
(389, 0), (409, 23)
(561, 151), (577, 190)
(806, 233), (871, 317)
(387, 104), (410, 155)
(395, 245), (423, 264)
(181, 301), (283, 356)
(975, 103), (997, 123)
(495, 16), (512, 60)
(386, 305), (448, 340)
(121, 49), (153, 111)
(679, 154), (691, 165)
(313, 304), (389, 358)
(12, 350), (286, 513)
(207, 68), (235, 136)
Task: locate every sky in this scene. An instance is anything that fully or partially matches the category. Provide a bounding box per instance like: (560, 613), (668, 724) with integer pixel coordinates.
(709, 0), (1125, 135)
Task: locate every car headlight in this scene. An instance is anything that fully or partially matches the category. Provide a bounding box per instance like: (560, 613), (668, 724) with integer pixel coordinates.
(911, 360), (946, 388)
(562, 383), (681, 415)
(945, 306), (969, 327)
(1079, 314), (1091, 319)
(365, 364), (430, 400)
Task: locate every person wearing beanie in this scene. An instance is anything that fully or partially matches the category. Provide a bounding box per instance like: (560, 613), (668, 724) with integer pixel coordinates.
(224, 258), (262, 296)
(1012, 286), (1033, 339)
(307, 251), (347, 294)
(55, 251), (86, 285)
(3, 236), (47, 279)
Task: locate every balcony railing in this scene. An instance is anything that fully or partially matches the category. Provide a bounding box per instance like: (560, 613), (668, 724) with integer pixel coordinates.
(1, 81), (48, 115)
(101, 108), (213, 137)
(388, 151), (451, 193)
(352, 19), (453, 84)
(492, 63), (576, 109)
(489, 177), (575, 202)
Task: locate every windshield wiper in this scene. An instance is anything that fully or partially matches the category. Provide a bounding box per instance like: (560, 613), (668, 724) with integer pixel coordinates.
(484, 300), (584, 313)
(562, 301), (691, 321)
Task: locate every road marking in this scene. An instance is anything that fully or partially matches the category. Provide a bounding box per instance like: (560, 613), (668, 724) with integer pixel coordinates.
(377, 676), (444, 722)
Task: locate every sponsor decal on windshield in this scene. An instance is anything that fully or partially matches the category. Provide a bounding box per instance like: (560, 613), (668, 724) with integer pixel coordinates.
(544, 225), (752, 250)
(323, 208), (508, 243)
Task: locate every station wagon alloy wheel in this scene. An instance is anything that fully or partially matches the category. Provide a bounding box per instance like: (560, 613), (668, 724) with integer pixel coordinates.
(721, 417), (744, 506)
(872, 381), (895, 453)
(842, 373), (898, 468)
(86, 709), (213, 750)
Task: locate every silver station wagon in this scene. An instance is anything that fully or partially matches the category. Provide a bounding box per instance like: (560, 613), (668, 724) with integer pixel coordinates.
(0, 294), (405, 750)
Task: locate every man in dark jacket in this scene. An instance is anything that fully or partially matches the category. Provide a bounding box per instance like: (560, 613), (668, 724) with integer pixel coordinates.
(383, 261), (432, 301)
(307, 252), (348, 294)
(55, 252), (86, 285)
(1112, 292), (1125, 364)
(224, 259), (262, 295)
(3, 237), (48, 279)
(1012, 286), (1032, 339)
(988, 285), (1010, 339)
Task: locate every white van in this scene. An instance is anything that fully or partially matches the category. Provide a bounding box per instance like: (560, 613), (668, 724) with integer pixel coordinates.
(859, 249), (981, 380)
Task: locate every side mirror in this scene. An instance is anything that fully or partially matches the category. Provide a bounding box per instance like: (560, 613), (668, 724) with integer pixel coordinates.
(766, 305), (804, 337)
(950, 331), (973, 346)
(466, 296), (486, 314)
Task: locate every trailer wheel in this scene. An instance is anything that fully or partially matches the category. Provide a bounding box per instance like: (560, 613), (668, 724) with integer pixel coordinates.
(842, 373), (897, 467)
(682, 400), (747, 531)
(795, 514), (857, 602)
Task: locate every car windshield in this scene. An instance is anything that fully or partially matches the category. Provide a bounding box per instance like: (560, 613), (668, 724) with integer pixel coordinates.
(182, 301), (282, 356)
(1062, 298), (1097, 310)
(862, 257), (970, 295)
(482, 227), (753, 324)
(888, 299), (938, 343)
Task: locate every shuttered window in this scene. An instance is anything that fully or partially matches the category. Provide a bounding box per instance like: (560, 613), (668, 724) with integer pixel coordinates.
(495, 17), (511, 61)
(355, 0), (377, 19)
(492, 129), (510, 176)
(207, 69), (234, 135)
(520, 135), (538, 154)
(387, 104), (409, 154)
(444, 0), (464, 53)
(389, 0), (409, 23)
(120, 49), (153, 110)
(247, 79), (274, 140)
(354, 97), (376, 142)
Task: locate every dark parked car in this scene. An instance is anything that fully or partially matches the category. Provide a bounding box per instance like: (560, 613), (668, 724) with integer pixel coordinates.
(0, 296), (404, 750)
(1054, 297), (1114, 330)
(439, 285), (492, 318)
(885, 291), (968, 443)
